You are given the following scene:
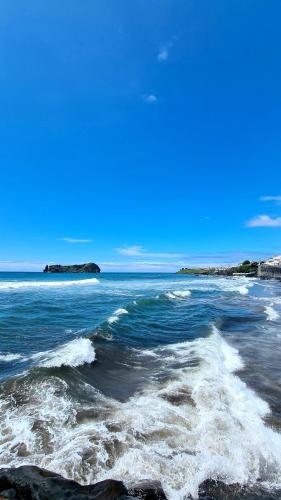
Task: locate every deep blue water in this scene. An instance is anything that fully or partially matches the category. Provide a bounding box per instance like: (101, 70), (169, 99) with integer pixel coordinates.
(1, 272), (281, 498)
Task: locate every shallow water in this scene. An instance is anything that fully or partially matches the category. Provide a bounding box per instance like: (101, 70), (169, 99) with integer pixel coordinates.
(0, 272), (281, 498)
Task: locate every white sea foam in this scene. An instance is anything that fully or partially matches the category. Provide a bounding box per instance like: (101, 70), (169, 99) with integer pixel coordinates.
(265, 305), (280, 321)
(183, 277), (253, 296)
(102, 328), (281, 498)
(108, 308), (128, 324)
(1, 327), (281, 498)
(0, 278), (99, 290)
(31, 338), (96, 368)
(271, 297), (281, 306)
(236, 285), (249, 295)
(0, 353), (24, 362)
(165, 290), (191, 300)
(95, 275), (253, 298)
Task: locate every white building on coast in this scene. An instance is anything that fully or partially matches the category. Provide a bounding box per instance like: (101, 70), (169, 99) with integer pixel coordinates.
(258, 255), (281, 279)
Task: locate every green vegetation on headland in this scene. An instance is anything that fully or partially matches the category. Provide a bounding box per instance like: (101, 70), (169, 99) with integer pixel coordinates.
(43, 263), (100, 273)
(177, 260), (258, 277)
(177, 268), (216, 275)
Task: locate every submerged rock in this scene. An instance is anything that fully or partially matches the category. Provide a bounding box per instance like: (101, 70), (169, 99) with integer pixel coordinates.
(198, 479), (281, 499)
(0, 466), (127, 499)
(0, 467), (279, 500)
(0, 466), (169, 500)
(128, 480), (167, 499)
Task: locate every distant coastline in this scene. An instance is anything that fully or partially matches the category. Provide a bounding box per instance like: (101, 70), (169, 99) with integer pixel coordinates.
(177, 256), (281, 280)
(177, 260), (258, 277)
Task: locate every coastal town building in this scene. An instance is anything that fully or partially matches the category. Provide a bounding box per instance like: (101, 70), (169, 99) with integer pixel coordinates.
(258, 255), (281, 279)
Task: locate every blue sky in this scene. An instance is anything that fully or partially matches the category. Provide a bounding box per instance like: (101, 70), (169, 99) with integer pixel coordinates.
(1, 0), (281, 272)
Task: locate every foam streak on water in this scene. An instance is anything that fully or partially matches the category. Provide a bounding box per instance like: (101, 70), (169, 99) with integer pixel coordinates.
(0, 278), (99, 290)
(0, 353), (24, 362)
(165, 290), (191, 299)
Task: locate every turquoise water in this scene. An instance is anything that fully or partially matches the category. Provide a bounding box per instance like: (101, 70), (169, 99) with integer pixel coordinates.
(1, 272), (281, 498)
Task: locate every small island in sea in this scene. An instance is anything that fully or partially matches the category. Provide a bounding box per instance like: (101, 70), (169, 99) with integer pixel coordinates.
(43, 262), (101, 273)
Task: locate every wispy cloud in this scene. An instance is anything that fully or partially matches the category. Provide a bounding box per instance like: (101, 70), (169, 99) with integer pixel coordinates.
(260, 195), (281, 205)
(60, 237), (93, 243)
(142, 94), (157, 104)
(158, 48), (168, 61)
(157, 40), (174, 62)
(117, 245), (143, 256)
(101, 260), (184, 272)
(116, 245), (185, 258)
(246, 215), (281, 228)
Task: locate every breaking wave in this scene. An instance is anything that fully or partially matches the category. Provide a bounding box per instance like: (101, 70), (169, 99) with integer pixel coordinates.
(31, 338), (96, 368)
(165, 290), (191, 300)
(1, 326), (281, 498)
(265, 305), (280, 321)
(108, 308), (128, 324)
(0, 353), (24, 362)
(236, 285), (249, 295)
(184, 277), (253, 296)
(0, 278), (99, 290)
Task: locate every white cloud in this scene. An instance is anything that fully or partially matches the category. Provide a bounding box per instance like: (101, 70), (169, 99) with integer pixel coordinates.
(260, 195), (281, 205)
(60, 237), (93, 243)
(157, 39), (175, 62)
(100, 260), (183, 272)
(246, 215), (281, 228)
(142, 94), (157, 104)
(117, 245), (143, 256)
(158, 48), (168, 61)
(116, 245), (185, 258)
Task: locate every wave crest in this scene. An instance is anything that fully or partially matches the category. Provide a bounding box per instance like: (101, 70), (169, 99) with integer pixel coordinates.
(165, 290), (191, 300)
(32, 338), (96, 368)
(0, 353), (24, 362)
(0, 278), (99, 290)
(108, 308), (128, 324)
(265, 305), (280, 321)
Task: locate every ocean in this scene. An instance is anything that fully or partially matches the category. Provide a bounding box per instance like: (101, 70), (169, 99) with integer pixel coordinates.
(0, 272), (281, 498)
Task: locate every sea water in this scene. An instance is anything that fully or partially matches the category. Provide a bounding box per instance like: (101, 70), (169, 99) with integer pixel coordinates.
(0, 272), (281, 498)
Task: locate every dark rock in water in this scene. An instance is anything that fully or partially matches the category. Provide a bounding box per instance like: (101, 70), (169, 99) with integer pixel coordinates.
(43, 262), (100, 273)
(2, 466), (280, 500)
(128, 480), (167, 499)
(0, 466), (127, 499)
(198, 479), (281, 499)
(0, 489), (18, 499)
